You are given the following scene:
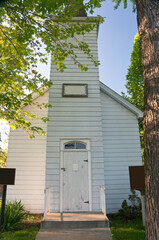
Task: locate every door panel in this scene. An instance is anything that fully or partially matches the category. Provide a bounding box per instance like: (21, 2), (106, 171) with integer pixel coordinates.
(63, 151), (89, 211)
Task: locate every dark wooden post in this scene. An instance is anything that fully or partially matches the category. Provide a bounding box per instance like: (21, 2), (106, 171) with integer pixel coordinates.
(0, 185), (7, 227)
(0, 168), (16, 228)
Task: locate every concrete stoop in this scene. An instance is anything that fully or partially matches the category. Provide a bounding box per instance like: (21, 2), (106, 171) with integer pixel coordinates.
(36, 213), (112, 240)
(40, 212), (109, 230)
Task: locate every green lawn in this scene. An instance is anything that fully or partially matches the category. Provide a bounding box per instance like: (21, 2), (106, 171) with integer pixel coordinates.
(109, 216), (145, 240)
(0, 214), (42, 240)
(0, 227), (38, 240)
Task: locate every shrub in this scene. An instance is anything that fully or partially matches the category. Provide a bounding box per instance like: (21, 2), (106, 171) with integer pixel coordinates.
(118, 190), (142, 220)
(0, 200), (26, 231)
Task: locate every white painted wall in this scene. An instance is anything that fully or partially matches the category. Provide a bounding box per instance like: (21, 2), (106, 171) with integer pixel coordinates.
(6, 91), (49, 213)
(46, 25), (105, 212)
(101, 90), (142, 213)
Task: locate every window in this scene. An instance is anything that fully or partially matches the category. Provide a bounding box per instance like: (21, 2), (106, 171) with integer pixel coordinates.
(62, 84), (88, 97)
(64, 142), (86, 149)
(64, 142), (75, 149)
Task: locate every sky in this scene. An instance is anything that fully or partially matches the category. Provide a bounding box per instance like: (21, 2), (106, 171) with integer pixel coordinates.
(94, 1), (138, 94)
(38, 1), (138, 95)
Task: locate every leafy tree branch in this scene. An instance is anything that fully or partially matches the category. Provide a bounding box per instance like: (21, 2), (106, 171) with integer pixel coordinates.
(0, 0), (104, 138)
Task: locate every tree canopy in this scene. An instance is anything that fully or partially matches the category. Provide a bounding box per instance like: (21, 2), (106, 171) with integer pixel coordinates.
(0, 0), (104, 137)
(122, 33), (144, 157)
(112, 0), (136, 11)
(0, 148), (7, 168)
(122, 33), (144, 111)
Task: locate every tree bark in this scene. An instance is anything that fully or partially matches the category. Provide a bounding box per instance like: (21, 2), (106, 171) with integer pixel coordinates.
(136, 0), (159, 239)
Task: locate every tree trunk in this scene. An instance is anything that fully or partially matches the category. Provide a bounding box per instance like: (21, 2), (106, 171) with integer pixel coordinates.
(136, 0), (159, 239)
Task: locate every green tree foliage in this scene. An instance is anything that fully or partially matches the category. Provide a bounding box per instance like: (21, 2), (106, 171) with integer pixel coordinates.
(121, 33), (144, 156)
(0, 0), (104, 138)
(0, 148), (7, 168)
(112, 0), (136, 12)
(122, 33), (144, 112)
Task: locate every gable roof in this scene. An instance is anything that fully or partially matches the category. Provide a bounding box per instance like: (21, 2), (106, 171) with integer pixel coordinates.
(100, 81), (143, 121)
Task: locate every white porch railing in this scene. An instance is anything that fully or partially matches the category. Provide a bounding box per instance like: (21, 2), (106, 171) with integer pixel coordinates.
(44, 186), (51, 218)
(100, 186), (106, 215)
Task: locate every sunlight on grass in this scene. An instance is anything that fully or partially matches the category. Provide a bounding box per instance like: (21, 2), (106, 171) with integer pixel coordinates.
(111, 226), (145, 240)
(0, 227), (38, 240)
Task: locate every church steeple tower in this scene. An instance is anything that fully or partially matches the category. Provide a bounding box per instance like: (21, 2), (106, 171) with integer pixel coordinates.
(46, 11), (105, 213)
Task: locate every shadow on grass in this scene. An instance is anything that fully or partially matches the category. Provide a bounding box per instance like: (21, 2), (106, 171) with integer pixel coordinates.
(108, 215), (145, 240)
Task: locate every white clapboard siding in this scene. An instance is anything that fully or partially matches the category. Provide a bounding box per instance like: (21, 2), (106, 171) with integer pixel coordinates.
(6, 91), (49, 213)
(101, 91), (142, 213)
(46, 25), (105, 212)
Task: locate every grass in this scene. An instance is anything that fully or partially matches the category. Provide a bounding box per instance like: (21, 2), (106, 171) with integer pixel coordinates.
(108, 215), (145, 240)
(0, 214), (43, 240)
(0, 227), (38, 240)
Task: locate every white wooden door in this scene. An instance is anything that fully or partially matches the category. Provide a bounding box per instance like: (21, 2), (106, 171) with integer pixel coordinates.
(63, 151), (89, 212)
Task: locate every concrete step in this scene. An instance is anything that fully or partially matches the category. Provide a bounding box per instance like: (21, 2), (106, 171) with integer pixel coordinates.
(40, 213), (109, 230)
(41, 219), (109, 230)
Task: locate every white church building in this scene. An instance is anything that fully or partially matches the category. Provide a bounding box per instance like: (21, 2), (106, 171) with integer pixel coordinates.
(6, 17), (142, 215)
